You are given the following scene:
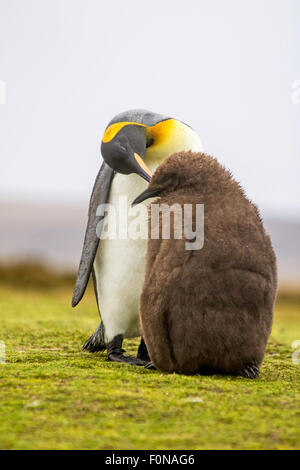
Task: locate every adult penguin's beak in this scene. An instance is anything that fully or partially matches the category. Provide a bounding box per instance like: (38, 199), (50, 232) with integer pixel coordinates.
(101, 123), (152, 182)
(132, 152), (152, 182)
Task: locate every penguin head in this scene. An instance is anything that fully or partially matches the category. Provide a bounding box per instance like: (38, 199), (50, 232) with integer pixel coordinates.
(100, 109), (202, 183)
(132, 151), (236, 206)
(101, 114), (153, 182)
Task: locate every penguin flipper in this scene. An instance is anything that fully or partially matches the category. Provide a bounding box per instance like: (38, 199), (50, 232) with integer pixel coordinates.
(72, 162), (115, 307)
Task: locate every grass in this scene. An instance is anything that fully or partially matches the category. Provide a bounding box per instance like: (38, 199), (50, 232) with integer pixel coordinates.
(0, 273), (300, 450)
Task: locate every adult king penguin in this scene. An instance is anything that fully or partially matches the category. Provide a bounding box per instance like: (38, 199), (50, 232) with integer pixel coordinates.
(72, 109), (203, 365)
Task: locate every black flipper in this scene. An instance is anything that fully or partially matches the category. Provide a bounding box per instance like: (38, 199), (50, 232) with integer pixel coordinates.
(72, 162), (115, 307)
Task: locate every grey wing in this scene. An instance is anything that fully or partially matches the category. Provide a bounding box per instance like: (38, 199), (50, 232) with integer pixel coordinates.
(72, 162), (115, 307)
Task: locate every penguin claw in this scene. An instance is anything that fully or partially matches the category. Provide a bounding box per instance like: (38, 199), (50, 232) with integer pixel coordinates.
(144, 361), (156, 370)
(241, 364), (260, 379)
(107, 353), (147, 366)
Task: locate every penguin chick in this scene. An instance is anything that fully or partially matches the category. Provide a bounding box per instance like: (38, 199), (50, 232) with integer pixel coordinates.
(133, 151), (277, 378)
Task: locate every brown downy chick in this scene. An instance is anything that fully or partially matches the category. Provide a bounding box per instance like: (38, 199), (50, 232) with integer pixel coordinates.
(132, 151), (277, 378)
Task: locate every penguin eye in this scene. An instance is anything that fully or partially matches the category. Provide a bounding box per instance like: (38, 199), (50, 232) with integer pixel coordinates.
(146, 136), (154, 148)
(116, 135), (130, 155)
(116, 141), (130, 157)
(118, 144), (127, 153)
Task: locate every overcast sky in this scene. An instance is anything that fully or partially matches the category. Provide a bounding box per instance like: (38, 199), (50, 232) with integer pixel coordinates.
(0, 0), (299, 220)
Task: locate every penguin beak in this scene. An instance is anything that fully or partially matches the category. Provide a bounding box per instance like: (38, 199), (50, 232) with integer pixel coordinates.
(131, 187), (162, 206)
(133, 153), (152, 182)
(101, 124), (152, 182)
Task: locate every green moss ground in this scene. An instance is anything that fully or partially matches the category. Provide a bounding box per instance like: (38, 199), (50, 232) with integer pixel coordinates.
(0, 283), (300, 450)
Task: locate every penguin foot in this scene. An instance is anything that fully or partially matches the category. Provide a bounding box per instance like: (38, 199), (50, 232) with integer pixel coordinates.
(107, 335), (147, 366)
(82, 322), (106, 352)
(144, 361), (156, 370)
(137, 338), (151, 362)
(108, 352), (147, 366)
(241, 363), (260, 379)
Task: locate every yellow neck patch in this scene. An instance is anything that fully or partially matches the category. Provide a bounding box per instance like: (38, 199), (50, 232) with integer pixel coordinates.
(102, 121), (146, 143)
(145, 119), (203, 164)
(146, 119), (176, 147)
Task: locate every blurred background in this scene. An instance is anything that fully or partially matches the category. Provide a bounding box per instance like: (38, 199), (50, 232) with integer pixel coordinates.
(0, 0), (300, 287)
(1, 2), (300, 450)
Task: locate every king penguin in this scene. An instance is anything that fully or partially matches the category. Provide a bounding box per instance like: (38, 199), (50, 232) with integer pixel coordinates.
(132, 151), (277, 377)
(72, 109), (203, 365)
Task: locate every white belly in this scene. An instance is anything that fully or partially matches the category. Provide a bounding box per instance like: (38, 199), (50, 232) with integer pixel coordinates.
(93, 170), (153, 342)
(94, 124), (203, 343)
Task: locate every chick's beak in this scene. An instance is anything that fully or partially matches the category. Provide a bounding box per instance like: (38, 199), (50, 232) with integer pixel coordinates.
(131, 187), (162, 207)
(133, 152), (152, 182)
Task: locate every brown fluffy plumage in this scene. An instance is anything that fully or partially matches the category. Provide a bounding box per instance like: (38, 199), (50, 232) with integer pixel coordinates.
(139, 151), (277, 377)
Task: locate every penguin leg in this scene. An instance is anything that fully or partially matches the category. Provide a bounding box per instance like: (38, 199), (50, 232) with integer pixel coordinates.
(136, 337), (151, 362)
(241, 363), (260, 379)
(82, 321), (106, 352)
(107, 335), (148, 366)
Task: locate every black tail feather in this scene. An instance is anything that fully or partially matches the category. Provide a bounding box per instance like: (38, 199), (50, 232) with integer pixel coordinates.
(82, 322), (106, 352)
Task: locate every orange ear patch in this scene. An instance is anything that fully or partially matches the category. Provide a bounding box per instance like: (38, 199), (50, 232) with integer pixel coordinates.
(146, 119), (175, 147)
